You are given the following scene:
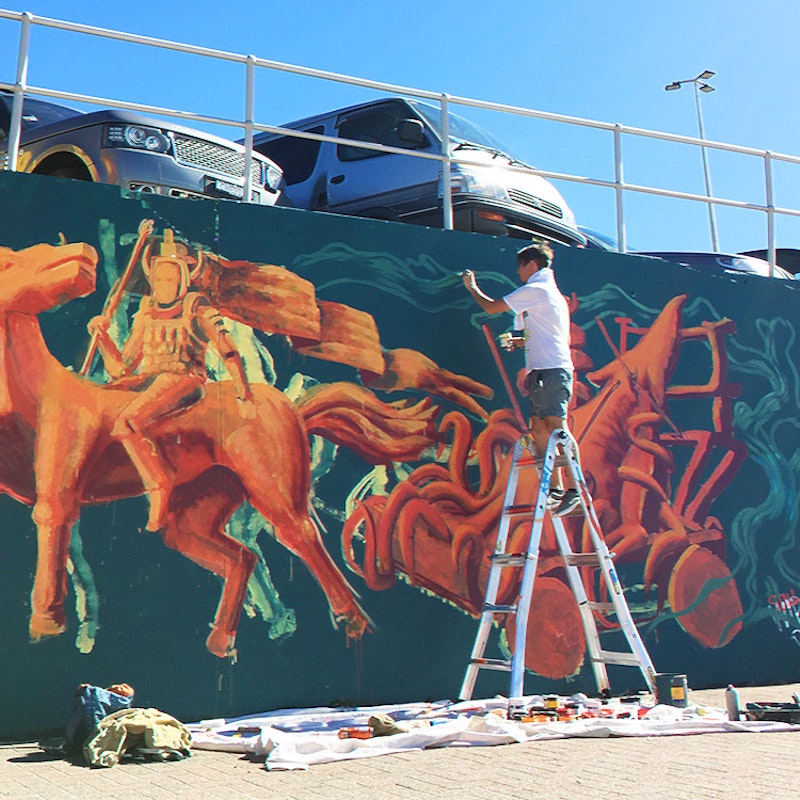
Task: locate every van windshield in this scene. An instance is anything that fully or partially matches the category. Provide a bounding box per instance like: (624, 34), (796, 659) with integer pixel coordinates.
(410, 100), (521, 160)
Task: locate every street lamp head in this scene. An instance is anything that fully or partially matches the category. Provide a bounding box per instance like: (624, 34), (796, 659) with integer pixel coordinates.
(665, 81), (682, 91)
(698, 83), (715, 93)
(697, 70), (715, 80)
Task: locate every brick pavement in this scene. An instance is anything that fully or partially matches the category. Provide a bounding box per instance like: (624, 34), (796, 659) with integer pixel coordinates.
(2, 684), (800, 799)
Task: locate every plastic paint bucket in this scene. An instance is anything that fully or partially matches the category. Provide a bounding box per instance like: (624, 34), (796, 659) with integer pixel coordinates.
(655, 673), (689, 708)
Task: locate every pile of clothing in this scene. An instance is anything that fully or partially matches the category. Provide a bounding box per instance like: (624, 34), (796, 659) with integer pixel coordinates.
(46, 683), (192, 768)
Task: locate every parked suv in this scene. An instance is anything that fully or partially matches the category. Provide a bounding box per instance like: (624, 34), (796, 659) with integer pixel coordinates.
(253, 97), (584, 245)
(0, 92), (285, 204)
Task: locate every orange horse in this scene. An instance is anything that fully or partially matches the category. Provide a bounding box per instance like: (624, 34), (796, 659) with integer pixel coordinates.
(0, 241), (439, 657)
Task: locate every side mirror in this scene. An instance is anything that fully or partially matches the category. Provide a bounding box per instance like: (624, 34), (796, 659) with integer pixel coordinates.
(397, 119), (425, 146)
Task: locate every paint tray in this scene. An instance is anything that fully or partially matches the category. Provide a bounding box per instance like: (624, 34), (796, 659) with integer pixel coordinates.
(744, 702), (800, 724)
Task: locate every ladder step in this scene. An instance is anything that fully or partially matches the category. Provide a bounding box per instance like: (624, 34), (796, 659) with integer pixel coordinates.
(559, 504), (585, 518)
(564, 552), (601, 567)
(586, 601), (616, 613)
(483, 603), (517, 615)
(490, 553), (530, 567)
(470, 657), (512, 672)
(516, 454), (570, 470)
(592, 651), (643, 667)
(504, 504), (537, 515)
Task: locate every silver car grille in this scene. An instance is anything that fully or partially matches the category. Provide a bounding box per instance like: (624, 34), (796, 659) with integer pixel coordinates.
(173, 135), (263, 184)
(507, 189), (563, 219)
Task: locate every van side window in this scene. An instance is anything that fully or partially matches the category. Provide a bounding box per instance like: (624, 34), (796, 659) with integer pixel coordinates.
(254, 125), (324, 186)
(337, 109), (424, 162)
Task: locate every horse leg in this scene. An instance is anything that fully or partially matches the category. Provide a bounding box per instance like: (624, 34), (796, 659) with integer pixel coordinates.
(224, 417), (371, 639)
(29, 413), (92, 639)
(266, 506), (372, 638)
(162, 475), (257, 658)
(227, 503), (297, 640)
(29, 498), (77, 638)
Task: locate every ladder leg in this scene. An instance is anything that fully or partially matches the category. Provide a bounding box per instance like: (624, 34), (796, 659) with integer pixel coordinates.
(551, 515), (611, 694)
(508, 433), (560, 699)
(557, 429), (657, 694)
(460, 437), (538, 700)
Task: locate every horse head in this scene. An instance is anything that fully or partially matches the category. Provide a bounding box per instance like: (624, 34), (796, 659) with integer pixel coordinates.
(0, 242), (97, 314)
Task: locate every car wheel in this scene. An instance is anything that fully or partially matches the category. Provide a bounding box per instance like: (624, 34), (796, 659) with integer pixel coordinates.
(33, 154), (93, 181)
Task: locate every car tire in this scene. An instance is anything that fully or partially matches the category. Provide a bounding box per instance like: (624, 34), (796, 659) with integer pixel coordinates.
(33, 154), (92, 182)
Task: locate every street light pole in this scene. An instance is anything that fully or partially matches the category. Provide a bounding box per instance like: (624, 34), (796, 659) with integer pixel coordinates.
(665, 70), (719, 251)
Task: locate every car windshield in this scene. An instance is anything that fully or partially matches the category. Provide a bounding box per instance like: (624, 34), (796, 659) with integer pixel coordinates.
(1, 94), (81, 133)
(409, 100), (522, 160)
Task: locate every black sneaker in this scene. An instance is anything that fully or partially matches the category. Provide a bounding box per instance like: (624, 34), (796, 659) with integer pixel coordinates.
(554, 488), (581, 516)
(546, 488), (565, 510)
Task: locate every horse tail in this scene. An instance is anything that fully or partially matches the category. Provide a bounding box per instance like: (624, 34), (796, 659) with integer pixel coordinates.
(297, 382), (440, 463)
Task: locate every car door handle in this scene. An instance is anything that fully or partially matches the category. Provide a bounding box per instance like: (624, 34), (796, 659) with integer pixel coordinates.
(330, 174), (345, 184)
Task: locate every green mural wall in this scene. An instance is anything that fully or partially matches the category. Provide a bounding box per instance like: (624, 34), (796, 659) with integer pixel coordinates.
(1, 169), (800, 739)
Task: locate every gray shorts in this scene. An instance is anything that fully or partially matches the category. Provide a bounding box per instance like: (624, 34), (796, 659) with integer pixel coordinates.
(527, 368), (572, 419)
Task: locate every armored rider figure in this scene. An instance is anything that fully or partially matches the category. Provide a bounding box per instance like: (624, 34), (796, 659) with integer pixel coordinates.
(88, 230), (254, 531)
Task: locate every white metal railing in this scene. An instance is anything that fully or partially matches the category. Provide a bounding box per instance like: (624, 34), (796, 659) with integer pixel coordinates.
(2, 8), (799, 275)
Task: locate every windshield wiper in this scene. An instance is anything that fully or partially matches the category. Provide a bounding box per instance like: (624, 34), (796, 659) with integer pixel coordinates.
(452, 140), (482, 151)
(452, 139), (528, 166)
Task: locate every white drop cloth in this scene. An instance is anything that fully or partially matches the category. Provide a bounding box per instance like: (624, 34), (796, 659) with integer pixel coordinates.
(187, 697), (798, 771)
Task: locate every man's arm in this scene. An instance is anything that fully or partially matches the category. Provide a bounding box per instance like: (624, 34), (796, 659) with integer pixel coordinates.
(461, 269), (510, 314)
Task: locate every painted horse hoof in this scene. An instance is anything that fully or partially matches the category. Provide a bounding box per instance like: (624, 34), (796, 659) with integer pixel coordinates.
(29, 615), (66, 640)
(342, 611), (372, 640)
(206, 625), (238, 660)
(145, 488), (171, 532)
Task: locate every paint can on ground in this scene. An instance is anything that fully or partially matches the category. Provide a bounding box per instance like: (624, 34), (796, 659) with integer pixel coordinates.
(655, 673), (689, 708)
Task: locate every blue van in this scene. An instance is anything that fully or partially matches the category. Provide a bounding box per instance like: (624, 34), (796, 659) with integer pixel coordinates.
(253, 97), (583, 245)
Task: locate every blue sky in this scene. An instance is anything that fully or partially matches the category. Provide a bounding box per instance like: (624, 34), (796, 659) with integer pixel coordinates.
(2, 0), (799, 254)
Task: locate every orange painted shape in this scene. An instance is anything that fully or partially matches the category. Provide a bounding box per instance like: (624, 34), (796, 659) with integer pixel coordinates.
(293, 300), (385, 374)
(503, 576), (586, 679)
(668, 544), (743, 648)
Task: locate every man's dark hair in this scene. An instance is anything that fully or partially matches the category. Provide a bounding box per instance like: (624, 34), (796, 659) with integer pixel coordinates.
(516, 241), (554, 270)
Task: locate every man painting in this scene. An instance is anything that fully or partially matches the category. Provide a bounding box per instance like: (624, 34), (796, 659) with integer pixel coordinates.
(462, 241), (579, 515)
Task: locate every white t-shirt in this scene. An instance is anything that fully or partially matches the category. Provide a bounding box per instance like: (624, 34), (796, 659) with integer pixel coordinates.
(503, 268), (573, 373)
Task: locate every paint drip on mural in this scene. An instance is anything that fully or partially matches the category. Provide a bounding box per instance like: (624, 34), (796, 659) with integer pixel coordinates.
(0, 222), (749, 680)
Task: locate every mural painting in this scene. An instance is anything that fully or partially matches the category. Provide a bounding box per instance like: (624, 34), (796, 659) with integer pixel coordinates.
(341, 290), (750, 679)
(1, 171), (800, 736)
(3, 226), (495, 664)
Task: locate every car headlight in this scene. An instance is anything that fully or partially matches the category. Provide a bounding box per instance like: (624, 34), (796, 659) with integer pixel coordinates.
(104, 124), (171, 153)
(439, 167), (508, 201)
(265, 164), (283, 191)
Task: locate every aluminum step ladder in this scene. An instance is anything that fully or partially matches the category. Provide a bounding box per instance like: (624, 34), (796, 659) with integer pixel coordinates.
(459, 427), (656, 705)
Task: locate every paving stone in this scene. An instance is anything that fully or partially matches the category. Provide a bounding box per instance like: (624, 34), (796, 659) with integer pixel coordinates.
(2, 685), (800, 799)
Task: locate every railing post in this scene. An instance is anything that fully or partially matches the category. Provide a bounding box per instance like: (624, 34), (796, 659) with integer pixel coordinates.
(242, 54), (256, 203)
(6, 11), (32, 172)
(764, 151), (776, 278)
(440, 93), (454, 230)
(613, 124), (627, 253)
